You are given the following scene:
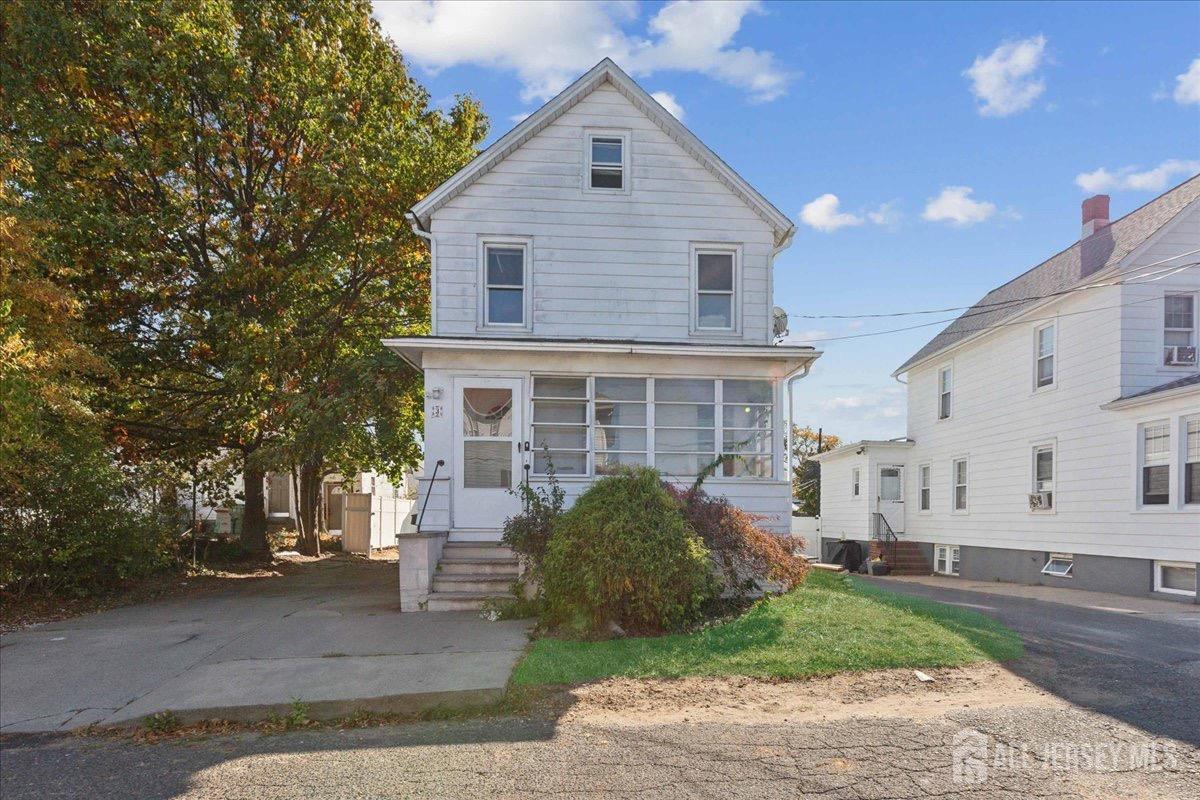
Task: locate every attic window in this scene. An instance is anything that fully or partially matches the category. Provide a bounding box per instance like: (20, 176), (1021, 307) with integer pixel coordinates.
(587, 132), (627, 191)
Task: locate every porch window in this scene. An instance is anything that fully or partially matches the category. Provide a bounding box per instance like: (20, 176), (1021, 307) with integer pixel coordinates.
(938, 366), (953, 420)
(531, 377), (587, 476)
(594, 377), (648, 472)
(952, 458), (968, 512)
(719, 379), (773, 477)
(1185, 417), (1199, 505)
(1140, 421), (1170, 506)
(654, 378), (716, 477)
(919, 464), (931, 511)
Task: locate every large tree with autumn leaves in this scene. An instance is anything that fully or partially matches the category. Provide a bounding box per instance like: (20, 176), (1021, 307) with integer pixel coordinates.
(3, 0), (487, 552)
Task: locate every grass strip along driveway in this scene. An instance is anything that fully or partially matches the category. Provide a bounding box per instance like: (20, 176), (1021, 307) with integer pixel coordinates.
(513, 570), (1022, 686)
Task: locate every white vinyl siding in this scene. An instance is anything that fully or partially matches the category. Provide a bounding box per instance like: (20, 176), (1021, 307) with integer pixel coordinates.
(430, 84), (776, 343)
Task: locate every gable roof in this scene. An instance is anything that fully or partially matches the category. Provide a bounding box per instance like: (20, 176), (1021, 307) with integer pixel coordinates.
(409, 59), (795, 246)
(894, 174), (1200, 376)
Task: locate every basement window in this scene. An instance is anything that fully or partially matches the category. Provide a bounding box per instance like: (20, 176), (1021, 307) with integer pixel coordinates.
(1041, 553), (1074, 578)
(934, 544), (960, 576)
(1155, 561), (1197, 597)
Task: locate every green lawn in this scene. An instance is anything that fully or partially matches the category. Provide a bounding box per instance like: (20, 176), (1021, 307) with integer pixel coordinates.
(512, 570), (1023, 686)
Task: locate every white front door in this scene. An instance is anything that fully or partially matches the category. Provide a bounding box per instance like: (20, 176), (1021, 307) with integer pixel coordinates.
(877, 464), (904, 534)
(453, 377), (525, 531)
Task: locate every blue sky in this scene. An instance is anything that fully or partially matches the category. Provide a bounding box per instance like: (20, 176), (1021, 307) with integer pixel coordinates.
(374, 0), (1200, 442)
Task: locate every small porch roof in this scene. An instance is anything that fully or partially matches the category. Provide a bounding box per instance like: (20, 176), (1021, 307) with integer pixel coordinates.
(813, 438), (915, 462)
(382, 335), (821, 371)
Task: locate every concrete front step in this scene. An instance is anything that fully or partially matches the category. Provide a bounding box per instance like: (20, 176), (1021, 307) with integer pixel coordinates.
(438, 557), (521, 576)
(425, 591), (510, 612)
(441, 542), (515, 560)
(431, 574), (516, 594)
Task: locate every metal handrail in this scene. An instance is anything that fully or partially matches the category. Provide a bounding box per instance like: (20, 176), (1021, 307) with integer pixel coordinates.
(416, 459), (444, 535)
(873, 512), (898, 566)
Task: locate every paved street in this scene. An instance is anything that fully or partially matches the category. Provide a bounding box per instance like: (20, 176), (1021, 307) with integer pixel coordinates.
(3, 579), (1198, 799)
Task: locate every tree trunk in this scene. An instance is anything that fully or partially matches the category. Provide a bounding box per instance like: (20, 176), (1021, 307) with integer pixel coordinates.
(241, 462), (269, 553)
(295, 457), (323, 555)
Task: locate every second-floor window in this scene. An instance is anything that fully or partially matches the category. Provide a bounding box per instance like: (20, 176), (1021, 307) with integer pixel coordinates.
(938, 366), (953, 420)
(587, 134), (625, 190)
(482, 240), (529, 327)
(694, 248), (737, 331)
(1164, 293), (1196, 366)
(1035, 322), (1055, 388)
(1140, 421), (1170, 505)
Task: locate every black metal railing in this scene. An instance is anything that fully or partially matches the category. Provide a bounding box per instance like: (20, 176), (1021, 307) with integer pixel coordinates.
(416, 459), (444, 536)
(873, 512), (898, 566)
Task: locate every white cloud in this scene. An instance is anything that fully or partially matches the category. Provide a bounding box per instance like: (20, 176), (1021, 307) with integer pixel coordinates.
(373, 1), (789, 105)
(1075, 159), (1200, 193)
(963, 35), (1048, 117)
(508, 112), (531, 124)
(790, 329), (830, 344)
(799, 194), (863, 232)
(922, 186), (997, 227)
(1173, 58), (1200, 105)
(866, 200), (903, 229)
(650, 91), (684, 120)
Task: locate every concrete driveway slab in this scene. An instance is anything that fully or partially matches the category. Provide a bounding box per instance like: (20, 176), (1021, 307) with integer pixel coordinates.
(0, 558), (530, 733)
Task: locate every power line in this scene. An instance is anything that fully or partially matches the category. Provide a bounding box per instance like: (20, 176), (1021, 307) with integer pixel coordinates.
(790, 291), (1177, 345)
(789, 250), (1200, 321)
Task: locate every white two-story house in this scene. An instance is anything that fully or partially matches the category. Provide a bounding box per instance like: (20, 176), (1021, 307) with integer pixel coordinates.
(385, 60), (819, 611)
(818, 177), (1200, 602)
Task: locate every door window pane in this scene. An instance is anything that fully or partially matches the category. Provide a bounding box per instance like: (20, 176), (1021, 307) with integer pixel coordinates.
(462, 388), (513, 436)
(463, 441), (512, 488)
(698, 294), (732, 328)
(880, 468), (901, 502)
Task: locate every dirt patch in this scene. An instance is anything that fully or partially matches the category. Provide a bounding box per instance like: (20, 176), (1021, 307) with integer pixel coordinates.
(557, 662), (1066, 727)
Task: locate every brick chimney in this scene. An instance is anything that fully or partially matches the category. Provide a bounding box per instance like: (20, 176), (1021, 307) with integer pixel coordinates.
(1081, 194), (1110, 238)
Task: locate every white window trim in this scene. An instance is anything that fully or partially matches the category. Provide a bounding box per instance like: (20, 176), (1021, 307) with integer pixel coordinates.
(477, 236), (533, 331)
(1029, 440), (1057, 514)
(1185, 414), (1200, 507)
(937, 364), (954, 421)
(934, 544), (960, 576)
(582, 128), (631, 195)
(918, 462), (932, 514)
(1154, 560), (1197, 597)
(689, 243), (743, 336)
(1135, 418), (1172, 511)
(1041, 553), (1074, 578)
(1161, 290), (1198, 372)
(1033, 321), (1057, 392)
(951, 456), (969, 514)
(851, 467), (861, 498)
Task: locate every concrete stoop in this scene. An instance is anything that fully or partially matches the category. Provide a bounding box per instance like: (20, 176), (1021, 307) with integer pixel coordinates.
(426, 542), (521, 612)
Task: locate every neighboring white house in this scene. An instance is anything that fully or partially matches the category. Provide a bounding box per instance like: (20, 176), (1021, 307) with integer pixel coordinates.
(818, 179), (1200, 602)
(385, 59), (819, 611)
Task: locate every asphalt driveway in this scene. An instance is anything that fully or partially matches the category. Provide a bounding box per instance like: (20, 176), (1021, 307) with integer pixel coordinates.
(0, 557), (530, 732)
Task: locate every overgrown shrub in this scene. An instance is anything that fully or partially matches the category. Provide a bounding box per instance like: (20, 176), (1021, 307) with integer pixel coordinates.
(501, 454), (564, 584)
(542, 466), (714, 637)
(0, 423), (177, 597)
(668, 481), (809, 599)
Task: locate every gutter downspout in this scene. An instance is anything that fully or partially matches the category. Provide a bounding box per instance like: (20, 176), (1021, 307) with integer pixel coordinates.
(784, 359), (814, 515)
(406, 211), (436, 333)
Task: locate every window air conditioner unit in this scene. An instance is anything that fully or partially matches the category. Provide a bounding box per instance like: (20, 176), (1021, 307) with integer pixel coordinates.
(1028, 491), (1053, 510)
(1164, 346), (1197, 366)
